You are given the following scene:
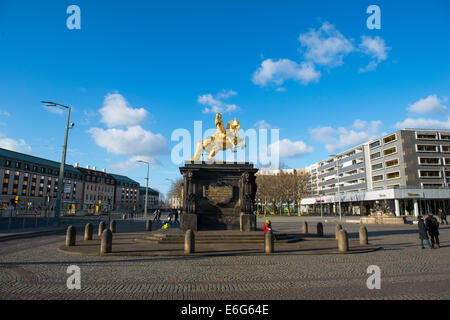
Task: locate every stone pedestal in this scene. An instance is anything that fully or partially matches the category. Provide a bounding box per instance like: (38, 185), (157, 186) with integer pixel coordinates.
(240, 213), (256, 232)
(179, 161), (258, 231)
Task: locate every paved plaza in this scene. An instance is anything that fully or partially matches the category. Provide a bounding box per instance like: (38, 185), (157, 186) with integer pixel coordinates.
(0, 216), (449, 300)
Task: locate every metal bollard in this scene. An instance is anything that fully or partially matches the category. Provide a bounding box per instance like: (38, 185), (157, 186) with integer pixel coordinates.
(184, 229), (195, 254)
(335, 224), (342, 240)
(359, 225), (368, 245)
(317, 222), (324, 237)
(98, 221), (106, 237)
(264, 230), (274, 253)
(84, 223), (93, 240)
(338, 229), (349, 252)
(110, 220), (117, 233)
(302, 221), (308, 234)
(146, 220), (152, 232)
(65, 225), (76, 247)
(100, 229), (112, 254)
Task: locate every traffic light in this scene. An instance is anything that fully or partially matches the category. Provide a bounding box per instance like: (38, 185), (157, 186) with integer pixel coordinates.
(15, 196), (19, 204)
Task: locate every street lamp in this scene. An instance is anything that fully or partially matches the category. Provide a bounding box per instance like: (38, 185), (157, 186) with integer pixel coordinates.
(137, 160), (150, 218)
(41, 101), (74, 226)
(330, 154), (342, 220)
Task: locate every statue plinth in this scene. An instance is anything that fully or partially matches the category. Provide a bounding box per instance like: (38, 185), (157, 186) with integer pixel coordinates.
(180, 161), (258, 231)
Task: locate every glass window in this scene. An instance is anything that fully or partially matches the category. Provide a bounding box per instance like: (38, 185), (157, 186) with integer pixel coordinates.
(386, 159), (399, 167)
(419, 158), (440, 165)
(419, 171), (440, 177)
(417, 133), (437, 139)
(370, 152), (381, 160)
(383, 134), (396, 144)
(371, 163), (383, 170)
(386, 172), (400, 179)
(369, 140), (380, 148)
(417, 145), (437, 152)
(383, 147), (396, 156)
(372, 175), (383, 182)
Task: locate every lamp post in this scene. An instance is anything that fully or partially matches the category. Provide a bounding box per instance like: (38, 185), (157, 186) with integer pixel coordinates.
(41, 101), (74, 226)
(137, 160), (150, 218)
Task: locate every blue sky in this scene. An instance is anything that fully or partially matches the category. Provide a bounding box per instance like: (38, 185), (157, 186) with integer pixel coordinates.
(1, 0), (449, 196)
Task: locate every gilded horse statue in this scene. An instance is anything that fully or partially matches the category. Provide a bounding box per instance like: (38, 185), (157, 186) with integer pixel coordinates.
(191, 113), (246, 161)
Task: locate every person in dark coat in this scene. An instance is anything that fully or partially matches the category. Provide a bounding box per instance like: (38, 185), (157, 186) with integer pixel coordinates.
(418, 216), (432, 249)
(425, 212), (440, 248)
(439, 209), (448, 225)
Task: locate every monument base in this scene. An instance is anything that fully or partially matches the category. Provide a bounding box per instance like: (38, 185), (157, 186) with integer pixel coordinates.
(180, 161), (258, 231)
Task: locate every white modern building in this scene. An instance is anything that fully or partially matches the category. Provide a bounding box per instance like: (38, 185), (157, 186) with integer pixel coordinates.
(301, 129), (450, 216)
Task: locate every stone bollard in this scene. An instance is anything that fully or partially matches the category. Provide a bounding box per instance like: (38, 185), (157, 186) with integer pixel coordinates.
(110, 220), (117, 233)
(317, 222), (324, 237)
(359, 225), (368, 245)
(335, 224), (342, 240)
(302, 221), (308, 234)
(338, 229), (349, 252)
(65, 225), (76, 247)
(264, 230), (274, 253)
(98, 221), (106, 237)
(84, 223), (93, 241)
(184, 229), (195, 254)
(146, 220), (152, 232)
(100, 229), (112, 254)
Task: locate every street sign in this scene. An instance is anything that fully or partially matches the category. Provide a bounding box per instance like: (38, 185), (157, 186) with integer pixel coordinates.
(64, 183), (72, 194)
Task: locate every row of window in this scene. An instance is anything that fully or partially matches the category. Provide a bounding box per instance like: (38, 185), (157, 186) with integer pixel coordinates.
(415, 132), (450, 140)
(369, 134), (397, 149)
(371, 159), (399, 171)
(2, 159), (83, 179)
(416, 144), (450, 153)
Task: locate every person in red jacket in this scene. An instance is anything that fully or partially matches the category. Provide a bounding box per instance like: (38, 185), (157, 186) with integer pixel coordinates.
(263, 219), (272, 235)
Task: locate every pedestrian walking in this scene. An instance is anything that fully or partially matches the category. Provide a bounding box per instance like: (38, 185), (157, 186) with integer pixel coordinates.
(425, 212), (440, 248)
(418, 216), (432, 249)
(439, 208), (448, 225)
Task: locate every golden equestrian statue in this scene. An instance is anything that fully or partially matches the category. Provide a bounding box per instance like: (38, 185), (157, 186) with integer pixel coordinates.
(191, 113), (247, 161)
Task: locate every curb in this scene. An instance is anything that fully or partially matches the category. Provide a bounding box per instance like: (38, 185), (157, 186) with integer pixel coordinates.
(0, 228), (66, 242)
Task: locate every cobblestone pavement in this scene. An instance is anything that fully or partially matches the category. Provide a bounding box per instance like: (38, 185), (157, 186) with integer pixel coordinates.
(0, 217), (449, 300)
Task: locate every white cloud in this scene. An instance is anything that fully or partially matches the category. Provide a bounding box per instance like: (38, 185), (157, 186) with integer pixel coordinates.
(299, 22), (354, 67)
(99, 93), (148, 127)
(88, 125), (168, 156)
(394, 117), (450, 129)
(252, 59), (321, 87)
(109, 155), (159, 173)
(407, 94), (447, 115)
(0, 110), (11, 117)
(198, 90), (240, 114)
(254, 120), (272, 130)
(0, 137), (31, 153)
(309, 119), (383, 152)
(358, 36), (390, 72)
(269, 138), (314, 158)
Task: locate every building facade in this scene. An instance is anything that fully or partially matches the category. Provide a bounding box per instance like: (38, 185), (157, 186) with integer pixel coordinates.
(138, 186), (160, 211)
(110, 174), (140, 212)
(0, 148), (83, 212)
(302, 129), (450, 216)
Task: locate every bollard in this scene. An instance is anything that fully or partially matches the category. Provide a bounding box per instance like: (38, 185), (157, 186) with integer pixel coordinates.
(335, 224), (342, 240)
(184, 229), (195, 254)
(65, 225), (76, 247)
(317, 222), (324, 237)
(302, 221), (308, 234)
(359, 225), (368, 245)
(98, 221), (106, 237)
(110, 220), (117, 233)
(100, 229), (112, 254)
(264, 230), (274, 253)
(146, 220), (152, 232)
(84, 223), (93, 240)
(338, 229), (349, 252)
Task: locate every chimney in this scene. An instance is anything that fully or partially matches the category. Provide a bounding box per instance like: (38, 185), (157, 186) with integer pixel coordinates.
(93, 166), (97, 171)
(74, 162), (79, 168)
(102, 168), (106, 173)
(86, 165), (90, 169)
